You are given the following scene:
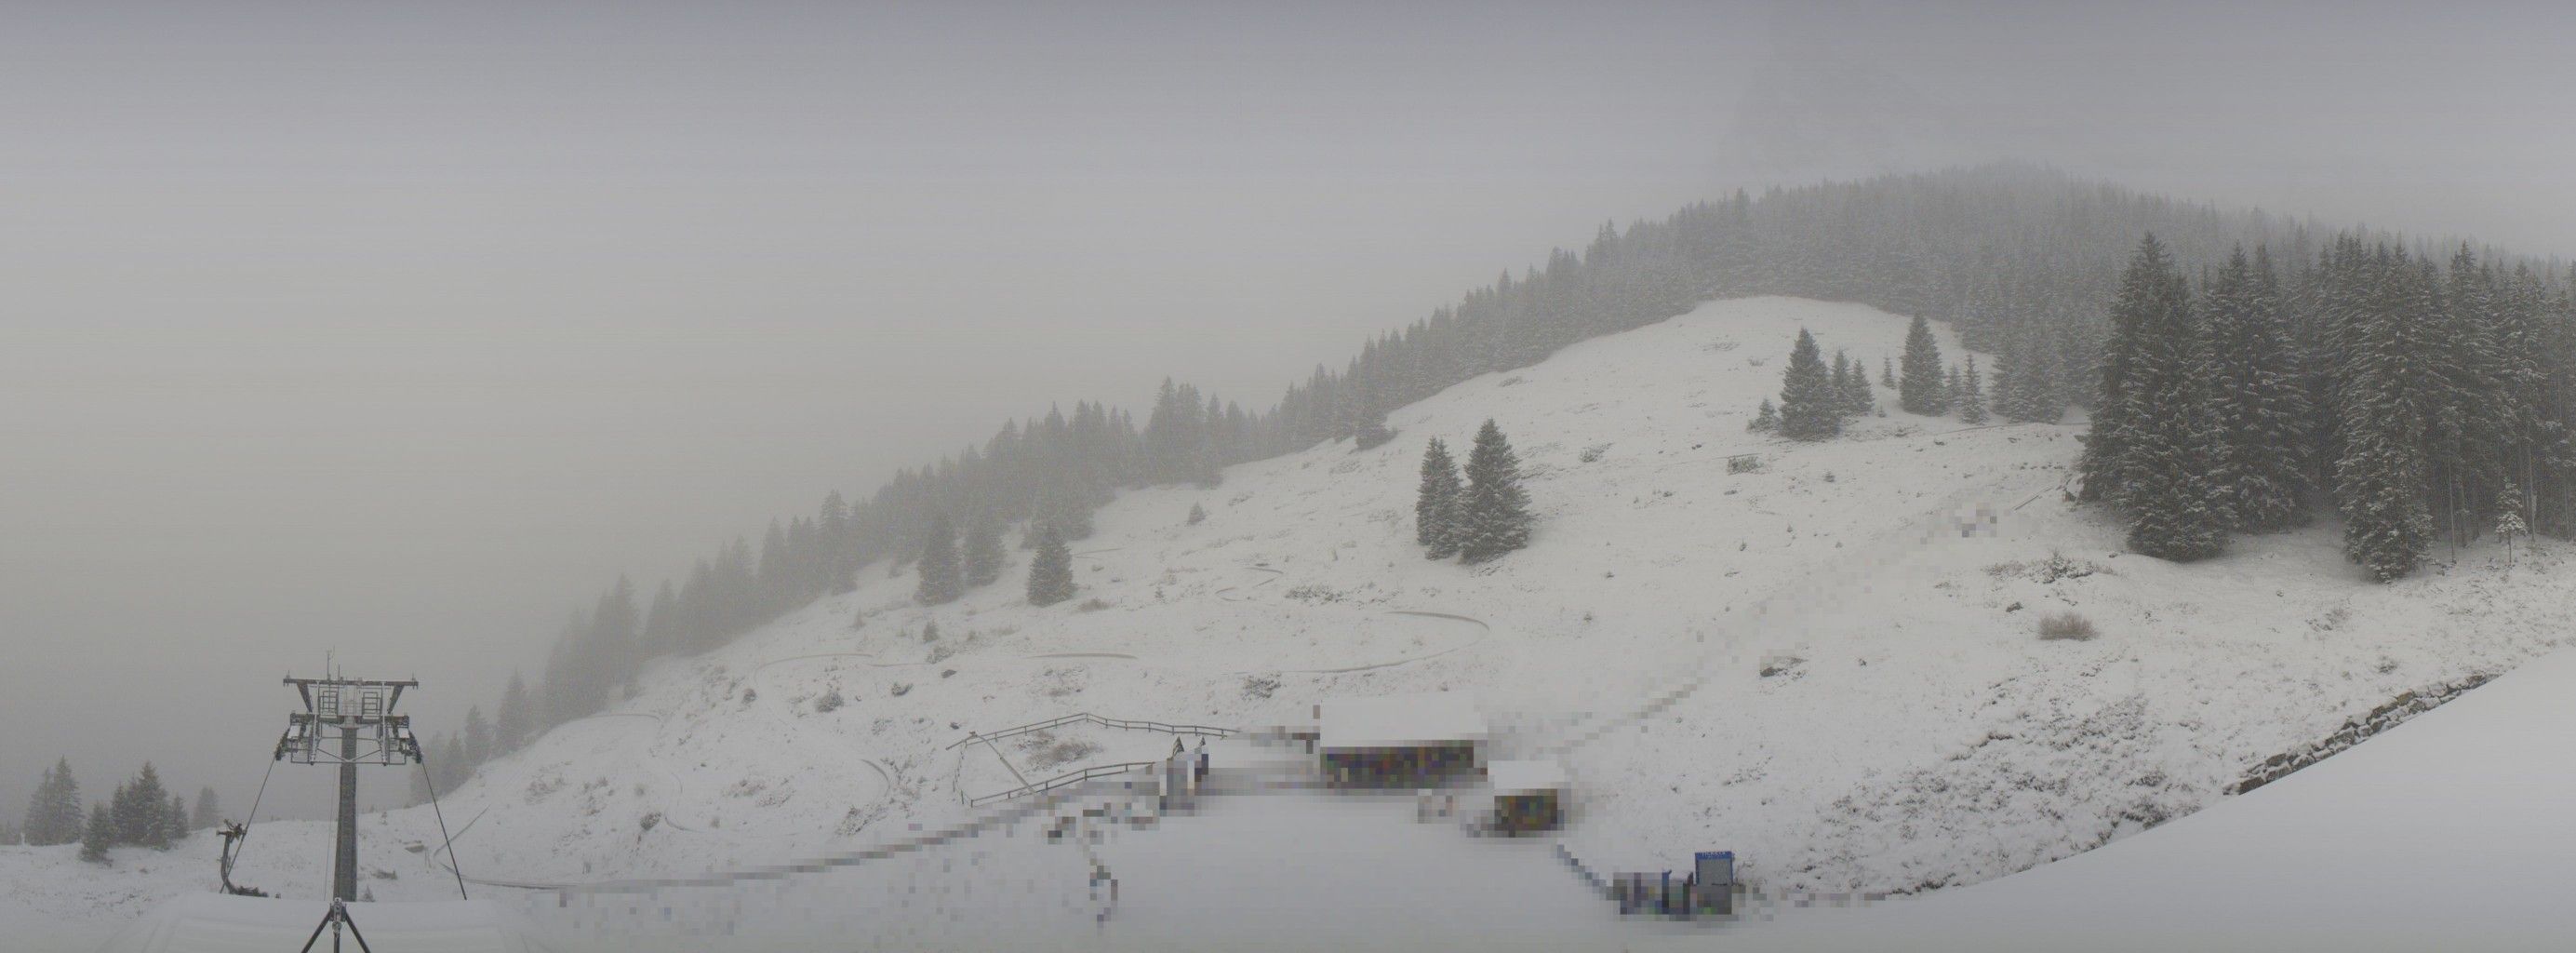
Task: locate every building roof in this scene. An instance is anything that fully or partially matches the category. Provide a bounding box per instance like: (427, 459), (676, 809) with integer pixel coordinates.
(1485, 759), (1568, 795)
(1316, 692), (1487, 750)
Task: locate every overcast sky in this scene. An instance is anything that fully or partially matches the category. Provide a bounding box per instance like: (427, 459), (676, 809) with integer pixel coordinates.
(5, 1), (2571, 821)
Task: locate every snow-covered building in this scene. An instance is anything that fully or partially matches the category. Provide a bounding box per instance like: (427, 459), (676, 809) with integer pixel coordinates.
(1315, 693), (1487, 787)
(1480, 759), (1568, 834)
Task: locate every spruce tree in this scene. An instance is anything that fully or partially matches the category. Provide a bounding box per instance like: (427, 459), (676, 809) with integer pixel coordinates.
(1026, 523), (1075, 606)
(438, 734), (469, 794)
(2018, 325), (2068, 423)
(2336, 248), (2437, 581)
(1748, 398), (1779, 433)
(1841, 352), (1875, 416)
(962, 513), (1005, 588)
(1457, 420), (1534, 562)
(21, 758), (81, 846)
(1415, 438), (1464, 559)
(1959, 356), (1990, 424)
(80, 803), (113, 864)
(914, 513), (963, 605)
(1779, 329), (1839, 439)
(1899, 314), (1948, 413)
(1880, 356), (1897, 388)
(1186, 503), (1207, 525)
(162, 795), (187, 849)
(1829, 351), (1863, 418)
(191, 786), (220, 831)
(2203, 245), (2311, 531)
(2082, 234), (2185, 500)
(116, 763), (169, 848)
(2116, 248), (2231, 561)
(2497, 477), (2529, 565)
(461, 705), (492, 766)
(494, 673), (533, 755)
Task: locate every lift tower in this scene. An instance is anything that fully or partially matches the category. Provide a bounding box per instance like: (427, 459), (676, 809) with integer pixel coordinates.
(275, 671), (421, 902)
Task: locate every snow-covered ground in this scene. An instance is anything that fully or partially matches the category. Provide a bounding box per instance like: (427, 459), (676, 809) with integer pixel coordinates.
(10, 296), (2573, 949)
(1659, 644), (2576, 953)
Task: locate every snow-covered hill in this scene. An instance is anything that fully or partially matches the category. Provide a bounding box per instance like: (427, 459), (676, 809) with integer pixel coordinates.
(12, 296), (2573, 948)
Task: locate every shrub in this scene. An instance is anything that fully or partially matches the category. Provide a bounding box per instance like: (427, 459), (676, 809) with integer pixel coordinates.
(1076, 597), (1112, 612)
(1353, 421), (1395, 450)
(2037, 611), (2098, 640)
(814, 688), (843, 713)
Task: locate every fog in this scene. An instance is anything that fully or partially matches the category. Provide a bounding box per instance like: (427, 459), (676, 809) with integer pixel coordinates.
(4, 0), (2570, 824)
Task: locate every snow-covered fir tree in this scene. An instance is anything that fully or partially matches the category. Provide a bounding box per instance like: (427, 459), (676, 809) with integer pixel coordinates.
(1899, 314), (1949, 413)
(1748, 397), (1779, 433)
(2334, 248), (2440, 581)
(162, 795), (186, 848)
(1960, 356), (1990, 424)
(1025, 523), (1075, 606)
(494, 673), (533, 755)
(190, 786), (220, 831)
(1829, 351), (1854, 417)
(914, 513), (962, 605)
(20, 758), (81, 846)
(461, 705), (491, 766)
(2081, 234), (2184, 500)
(1778, 329), (1840, 440)
(2201, 245), (2310, 531)
(1840, 350), (1875, 416)
(1456, 420), (1533, 562)
(962, 513), (1006, 588)
(1414, 437), (1464, 559)
(112, 763), (169, 848)
(80, 803), (113, 864)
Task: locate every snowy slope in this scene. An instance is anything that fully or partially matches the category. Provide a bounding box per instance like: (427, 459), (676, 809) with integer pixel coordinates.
(10, 296), (2574, 947)
(1664, 644), (2576, 953)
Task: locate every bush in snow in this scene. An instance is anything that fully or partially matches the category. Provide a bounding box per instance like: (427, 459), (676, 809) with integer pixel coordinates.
(814, 688), (843, 713)
(1353, 419), (1395, 450)
(1187, 503), (1208, 525)
(2037, 611), (2099, 640)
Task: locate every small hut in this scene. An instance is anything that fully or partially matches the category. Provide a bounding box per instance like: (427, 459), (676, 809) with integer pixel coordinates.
(1481, 759), (1568, 834)
(1315, 693), (1487, 787)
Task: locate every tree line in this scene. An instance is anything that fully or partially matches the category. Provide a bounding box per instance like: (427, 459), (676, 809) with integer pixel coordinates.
(2081, 234), (2576, 579)
(15, 758), (221, 864)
